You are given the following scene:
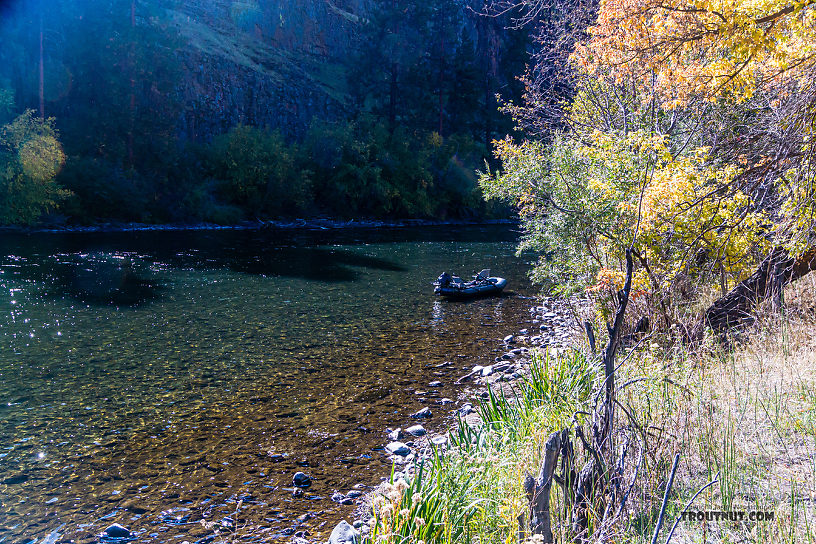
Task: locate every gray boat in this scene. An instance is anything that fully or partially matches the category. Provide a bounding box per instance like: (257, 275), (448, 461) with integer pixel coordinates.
(433, 269), (507, 299)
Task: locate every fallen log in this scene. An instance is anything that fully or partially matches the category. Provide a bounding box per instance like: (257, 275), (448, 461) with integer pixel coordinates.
(697, 245), (816, 339)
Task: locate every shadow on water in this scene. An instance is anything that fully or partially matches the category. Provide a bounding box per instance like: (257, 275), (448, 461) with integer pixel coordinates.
(3, 253), (163, 307)
(0, 227), (422, 294)
(182, 246), (406, 282)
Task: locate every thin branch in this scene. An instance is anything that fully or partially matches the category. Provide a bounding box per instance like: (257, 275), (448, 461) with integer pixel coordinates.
(651, 453), (681, 544)
(664, 472), (720, 544)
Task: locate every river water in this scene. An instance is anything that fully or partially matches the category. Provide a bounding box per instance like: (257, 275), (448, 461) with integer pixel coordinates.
(0, 225), (536, 544)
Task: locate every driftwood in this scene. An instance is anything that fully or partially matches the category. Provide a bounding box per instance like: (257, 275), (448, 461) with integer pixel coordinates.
(525, 431), (564, 543)
(696, 245), (816, 339)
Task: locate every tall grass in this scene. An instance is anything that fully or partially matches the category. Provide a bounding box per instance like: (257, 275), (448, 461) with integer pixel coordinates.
(364, 293), (816, 544)
(366, 349), (597, 544)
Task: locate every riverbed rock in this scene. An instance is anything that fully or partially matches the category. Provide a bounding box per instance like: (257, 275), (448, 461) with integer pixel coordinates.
(431, 435), (448, 446)
(411, 407), (432, 419)
(386, 442), (411, 456)
(405, 425), (426, 437)
(329, 521), (360, 544)
(387, 428), (405, 441)
(102, 524), (131, 538)
(481, 365), (493, 377)
(503, 334), (516, 344)
(428, 380), (442, 387)
(293, 472), (312, 488)
(458, 403), (474, 416)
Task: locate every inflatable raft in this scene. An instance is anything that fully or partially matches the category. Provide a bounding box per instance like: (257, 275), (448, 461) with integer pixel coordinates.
(433, 269), (507, 299)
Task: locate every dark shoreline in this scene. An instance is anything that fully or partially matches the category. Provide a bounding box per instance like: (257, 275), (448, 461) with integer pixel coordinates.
(0, 217), (517, 235)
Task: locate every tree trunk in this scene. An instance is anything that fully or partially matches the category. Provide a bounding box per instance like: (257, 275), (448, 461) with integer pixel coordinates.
(699, 245), (816, 338)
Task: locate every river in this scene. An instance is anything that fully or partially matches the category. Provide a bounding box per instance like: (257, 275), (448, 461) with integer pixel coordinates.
(0, 224), (535, 544)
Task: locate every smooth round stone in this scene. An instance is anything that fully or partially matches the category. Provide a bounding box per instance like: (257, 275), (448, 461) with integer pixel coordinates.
(481, 365), (493, 377)
(293, 471), (312, 488)
(405, 424), (426, 437)
(428, 380), (443, 387)
(386, 441), (411, 456)
(387, 428), (404, 441)
(503, 334), (516, 343)
(411, 407), (432, 419)
(431, 435), (448, 446)
(437, 397), (453, 405)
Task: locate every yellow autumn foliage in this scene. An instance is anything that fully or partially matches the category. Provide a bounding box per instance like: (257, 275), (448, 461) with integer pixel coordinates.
(574, 0), (816, 107)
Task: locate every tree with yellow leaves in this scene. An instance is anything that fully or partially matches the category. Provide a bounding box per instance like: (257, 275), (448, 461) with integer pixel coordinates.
(482, 0), (816, 334)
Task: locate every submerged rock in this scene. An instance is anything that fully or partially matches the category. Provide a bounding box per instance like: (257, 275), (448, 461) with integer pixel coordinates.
(102, 523), (131, 539)
(293, 472), (312, 488)
(329, 520), (361, 544)
(411, 407), (432, 419)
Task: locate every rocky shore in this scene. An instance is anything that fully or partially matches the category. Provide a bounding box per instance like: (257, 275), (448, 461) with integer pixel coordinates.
(318, 297), (588, 544)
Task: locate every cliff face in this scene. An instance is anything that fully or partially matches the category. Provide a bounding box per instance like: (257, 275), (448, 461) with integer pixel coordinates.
(172, 0), (364, 142)
(170, 0), (524, 143)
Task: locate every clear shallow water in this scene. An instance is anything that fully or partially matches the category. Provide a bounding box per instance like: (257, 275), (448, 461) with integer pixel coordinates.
(0, 225), (535, 543)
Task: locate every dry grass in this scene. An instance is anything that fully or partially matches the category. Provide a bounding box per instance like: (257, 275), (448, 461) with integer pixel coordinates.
(661, 276), (816, 544)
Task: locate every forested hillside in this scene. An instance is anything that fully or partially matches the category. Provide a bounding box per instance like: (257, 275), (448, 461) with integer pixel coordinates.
(0, 0), (530, 225)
